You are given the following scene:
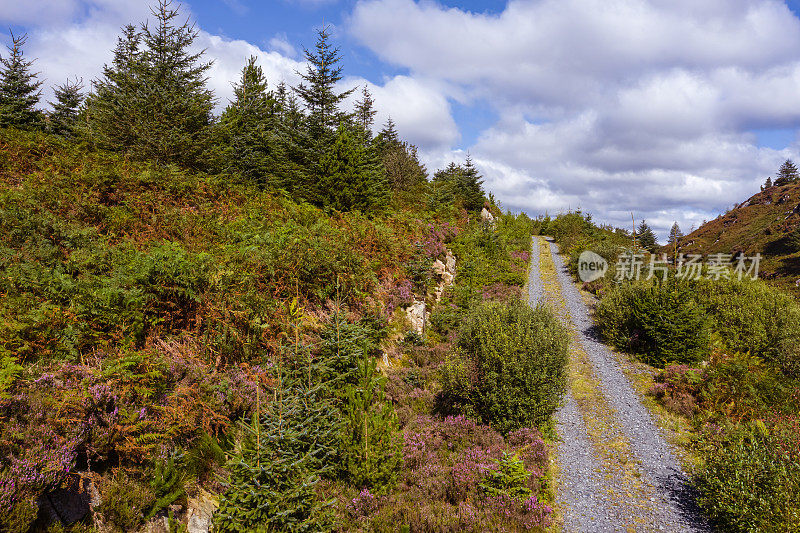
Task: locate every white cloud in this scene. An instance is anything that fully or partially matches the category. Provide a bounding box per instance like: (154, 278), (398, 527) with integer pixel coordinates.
(268, 33), (297, 57)
(341, 75), (459, 150)
(349, 0), (800, 238)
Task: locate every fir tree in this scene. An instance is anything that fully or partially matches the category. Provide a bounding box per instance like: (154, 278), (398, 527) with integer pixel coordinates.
(376, 116), (399, 147)
(458, 155), (487, 212)
(428, 159), (486, 212)
(48, 77), (84, 136)
(215, 56), (287, 188)
(213, 375), (338, 532)
(87, 24), (143, 149)
(316, 123), (389, 212)
(668, 222), (683, 246)
(775, 160), (799, 186)
(0, 32), (43, 130)
(339, 347), (401, 492)
(293, 26), (355, 139)
(87, 2), (215, 167)
(354, 85), (377, 134)
(381, 140), (428, 192)
(636, 220), (658, 252)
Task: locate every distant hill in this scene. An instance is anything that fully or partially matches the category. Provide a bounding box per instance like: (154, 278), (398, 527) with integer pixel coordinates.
(674, 181), (800, 293)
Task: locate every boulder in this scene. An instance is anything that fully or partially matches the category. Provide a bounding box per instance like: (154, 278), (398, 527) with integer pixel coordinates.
(186, 490), (218, 533)
(445, 250), (456, 274)
(480, 207), (495, 223)
(406, 300), (426, 335)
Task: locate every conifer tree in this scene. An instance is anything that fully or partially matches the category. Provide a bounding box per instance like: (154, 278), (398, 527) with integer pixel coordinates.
(317, 124), (389, 213)
(636, 220), (658, 252)
(354, 85), (377, 134)
(215, 56), (287, 187)
(214, 375), (338, 532)
(87, 2), (214, 167)
(764, 176), (773, 189)
(87, 24), (143, 149)
(381, 140), (428, 192)
(339, 347), (401, 491)
(775, 160), (800, 186)
(0, 32), (43, 130)
(293, 26), (355, 139)
(48, 78), (84, 136)
(376, 116), (399, 147)
(458, 156), (487, 212)
(668, 222), (683, 246)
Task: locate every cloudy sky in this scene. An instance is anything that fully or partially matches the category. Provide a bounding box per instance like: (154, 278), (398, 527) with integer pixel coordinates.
(4, 0), (800, 238)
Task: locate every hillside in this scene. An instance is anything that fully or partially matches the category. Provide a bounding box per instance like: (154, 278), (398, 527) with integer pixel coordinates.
(673, 181), (800, 291)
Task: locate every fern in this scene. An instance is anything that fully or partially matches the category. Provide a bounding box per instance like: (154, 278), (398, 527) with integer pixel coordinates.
(145, 453), (187, 519)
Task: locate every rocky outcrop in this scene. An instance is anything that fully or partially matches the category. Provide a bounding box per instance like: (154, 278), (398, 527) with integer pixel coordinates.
(186, 490), (218, 533)
(481, 207), (495, 223)
(432, 249), (456, 302)
(406, 299), (427, 336)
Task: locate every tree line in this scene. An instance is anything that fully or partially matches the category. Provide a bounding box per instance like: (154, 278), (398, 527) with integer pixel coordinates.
(0, 0), (486, 215)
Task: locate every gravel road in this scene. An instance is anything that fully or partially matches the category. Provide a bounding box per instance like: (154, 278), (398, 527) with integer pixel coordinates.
(531, 237), (712, 532)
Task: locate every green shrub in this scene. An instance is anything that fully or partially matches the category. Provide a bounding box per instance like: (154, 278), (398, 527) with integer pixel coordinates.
(338, 349), (401, 492)
(479, 452), (533, 501)
(213, 375), (339, 532)
(595, 279), (710, 366)
(697, 278), (800, 377)
(96, 472), (156, 532)
(441, 300), (568, 433)
(696, 421), (800, 532)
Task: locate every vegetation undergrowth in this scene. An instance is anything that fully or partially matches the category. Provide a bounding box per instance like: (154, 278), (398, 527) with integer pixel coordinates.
(0, 1), (567, 528)
(546, 212), (800, 532)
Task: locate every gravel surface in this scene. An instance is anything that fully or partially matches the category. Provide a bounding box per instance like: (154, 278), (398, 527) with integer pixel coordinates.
(530, 237), (617, 531)
(543, 237), (712, 532)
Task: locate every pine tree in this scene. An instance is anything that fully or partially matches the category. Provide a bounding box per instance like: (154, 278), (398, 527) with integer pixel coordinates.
(458, 155), (486, 212)
(636, 220), (658, 252)
(775, 160), (799, 186)
(214, 56), (286, 187)
(381, 140), (428, 192)
(339, 347), (401, 492)
(293, 26), (355, 139)
(316, 123), (389, 212)
(87, 2), (214, 167)
(354, 85), (377, 134)
(0, 32), (43, 130)
(766, 176), (773, 188)
(48, 77), (84, 136)
(87, 24), (143, 149)
(668, 222), (683, 246)
(213, 376), (338, 532)
(376, 116), (399, 147)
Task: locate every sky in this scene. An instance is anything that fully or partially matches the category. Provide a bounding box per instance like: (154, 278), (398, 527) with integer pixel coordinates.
(4, 0), (800, 239)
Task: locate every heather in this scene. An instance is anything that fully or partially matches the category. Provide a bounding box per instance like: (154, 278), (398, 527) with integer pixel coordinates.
(0, 119), (551, 531)
(0, 4), (565, 527)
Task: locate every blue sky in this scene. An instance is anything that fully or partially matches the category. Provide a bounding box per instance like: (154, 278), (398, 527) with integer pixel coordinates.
(5, 0), (800, 239)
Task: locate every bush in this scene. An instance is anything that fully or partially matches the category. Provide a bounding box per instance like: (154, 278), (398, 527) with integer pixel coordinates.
(339, 349), (401, 492)
(595, 279), (710, 367)
(441, 300), (568, 433)
(696, 421), (800, 532)
(213, 376), (339, 532)
(96, 472), (156, 532)
(697, 278), (800, 377)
